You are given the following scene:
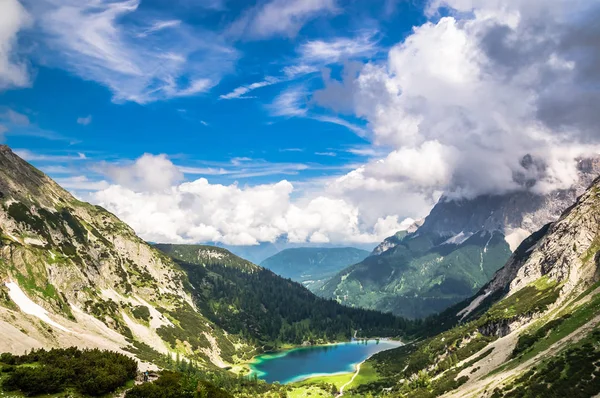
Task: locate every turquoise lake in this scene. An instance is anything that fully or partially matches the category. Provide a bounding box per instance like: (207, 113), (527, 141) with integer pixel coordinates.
(250, 339), (403, 384)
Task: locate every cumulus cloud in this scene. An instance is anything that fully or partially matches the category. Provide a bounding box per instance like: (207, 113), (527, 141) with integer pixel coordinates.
(27, 0), (238, 103)
(316, 0), (600, 204)
(101, 154), (184, 192)
(0, 0), (31, 90)
(90, 153), (407, 245)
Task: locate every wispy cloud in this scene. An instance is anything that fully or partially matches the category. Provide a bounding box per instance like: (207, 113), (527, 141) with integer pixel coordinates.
(77, 115), (92, 125)
(297, 31), (379, 64)
(0, 108), (67, 140)
(229, 0), (338, 40)
(14, 149), (87, 162)
(135, 19), (181, 38)
(269, 86), (368, 137)
(345, 146), (387, 157)
(0, 0), (31, 90)
(312, 115), (367, 137)
(315, 151), (336, 157)
(30, 0), (238, 103)
(280, 148), (304, 152)
(3, 109), (29, 125)
(220, 77), (281, 100)
(269, 86), (308, 117)
(177, 157), (309, 179)
(222, 31), (378, 101)
(54, 176), (110, 191)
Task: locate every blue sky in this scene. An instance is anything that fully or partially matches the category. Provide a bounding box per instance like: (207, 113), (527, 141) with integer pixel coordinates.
(1, 0), (425, 187)
(1, 0), (597, 246)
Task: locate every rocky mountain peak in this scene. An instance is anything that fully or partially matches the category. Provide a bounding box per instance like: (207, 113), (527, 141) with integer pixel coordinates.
(0, 145), (70, 208)
(415, 157), (600, 251)
(458, 176), (600, 320)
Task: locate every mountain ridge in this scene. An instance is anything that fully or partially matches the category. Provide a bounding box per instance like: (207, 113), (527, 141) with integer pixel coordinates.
(0, 145), (409, 376)
(349, 175), (600, 397)
(320, 158), (600, 318)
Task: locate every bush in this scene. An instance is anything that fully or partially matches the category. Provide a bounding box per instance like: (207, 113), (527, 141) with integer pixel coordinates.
(0, 352), (15, 365)
(1, 347), (137, 396)
(126, 371), (233, 398)
(1, 365), (15, 373)
(132, 305), (151, 322)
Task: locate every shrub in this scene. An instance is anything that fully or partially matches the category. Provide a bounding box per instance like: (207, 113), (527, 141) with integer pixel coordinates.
(132, 305), (151, 322)
(1, 347), (137, 396)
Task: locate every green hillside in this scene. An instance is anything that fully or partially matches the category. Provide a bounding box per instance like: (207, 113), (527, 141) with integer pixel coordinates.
(156, 244), (411, 350)
(320, 230), (511, 318)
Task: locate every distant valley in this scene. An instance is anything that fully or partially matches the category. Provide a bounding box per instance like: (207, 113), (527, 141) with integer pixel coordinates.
(259, 247), (370, 292)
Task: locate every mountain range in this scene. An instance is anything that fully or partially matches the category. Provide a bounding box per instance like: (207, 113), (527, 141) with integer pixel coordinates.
(3, 143), (600, 397)
(320, 157), (600, 318)
(259, 247), (370, 291)
(0, 145), (407, 375)
(352, 174), (600, 397)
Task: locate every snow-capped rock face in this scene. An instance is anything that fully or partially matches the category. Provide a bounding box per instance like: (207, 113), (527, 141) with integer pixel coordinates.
(369, 159), (599, 259)
(418, 158), (600, 248)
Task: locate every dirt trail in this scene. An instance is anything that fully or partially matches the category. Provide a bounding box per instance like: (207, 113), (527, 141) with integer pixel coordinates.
(336, 360), (363, 397)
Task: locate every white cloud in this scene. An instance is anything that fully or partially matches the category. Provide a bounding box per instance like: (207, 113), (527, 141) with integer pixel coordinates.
(269, 85), (368, 138)
(222, 32), (378, 101)
(220, 76), (281, 100)
(14, 149), (87, 162)
(101, 153), (184, 192)
(315, 151), (336, 157)
(89, 158), (407, 245)
(28, 0), (238, 103)
(315, 0), (600, 210)
(55, 176), (110, 191)
(297, 31), (379, 64)
(83, 154), (409, 245)
(283, 64), (319, 78)
(280, 148), (304, 153)
(135, 19), (181, 38)
(77, 115), (92, 125)
(0, 0), (31, 90)
(230, 0), (338, 40)
(312, 115), (367, 137)
(2, 108), (29, 125)
(269, 86), (308, 117)
(178, 158), (311, 179)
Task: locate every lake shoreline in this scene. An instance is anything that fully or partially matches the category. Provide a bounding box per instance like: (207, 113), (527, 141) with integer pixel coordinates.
(247, 338), (403, 384)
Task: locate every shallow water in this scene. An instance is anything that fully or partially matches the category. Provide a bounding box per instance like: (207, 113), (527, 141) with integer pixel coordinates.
(250, 339), (403, 384)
